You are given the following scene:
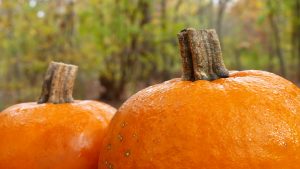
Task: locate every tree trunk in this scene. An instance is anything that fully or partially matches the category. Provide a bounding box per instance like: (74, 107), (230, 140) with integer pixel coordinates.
(234, 49), (242, 70)
(291, 0), (300, 80)
(216, 0), (230, 45)
(267, 0), (286, 76)
(268, 44), (275, 72)
(99, 0), (152, 102)
(208, 0), (214, 28)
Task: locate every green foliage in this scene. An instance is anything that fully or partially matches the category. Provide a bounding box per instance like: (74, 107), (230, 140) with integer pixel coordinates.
(0, 0), (299, 110)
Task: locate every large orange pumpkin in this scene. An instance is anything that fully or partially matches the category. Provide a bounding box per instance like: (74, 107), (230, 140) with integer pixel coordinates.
(98, 29), (300, 169)
(0, 62), (116, 169)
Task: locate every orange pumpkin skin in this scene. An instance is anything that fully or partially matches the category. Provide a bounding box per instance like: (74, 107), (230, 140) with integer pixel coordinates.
(99, 70), (300, 169)
(0, 100), (116, 169)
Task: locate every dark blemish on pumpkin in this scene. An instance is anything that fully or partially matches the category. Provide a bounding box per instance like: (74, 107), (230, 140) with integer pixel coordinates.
(106, 144), (112, 151)
(118, 134), (123, 142)
(124, 150), (131, 157)
(153, 139), (160, 144)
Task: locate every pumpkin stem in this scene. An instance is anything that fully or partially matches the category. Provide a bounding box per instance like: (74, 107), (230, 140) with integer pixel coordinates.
(38, 62), (78, 104)
(177, 28), (229, 81)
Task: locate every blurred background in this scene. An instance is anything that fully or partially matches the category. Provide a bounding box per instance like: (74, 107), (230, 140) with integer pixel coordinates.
(0, 0), (299, 110)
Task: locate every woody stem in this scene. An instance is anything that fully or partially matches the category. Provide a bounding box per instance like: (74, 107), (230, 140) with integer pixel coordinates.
(38, 62), (78, 104)
(177, 28), (229, 81)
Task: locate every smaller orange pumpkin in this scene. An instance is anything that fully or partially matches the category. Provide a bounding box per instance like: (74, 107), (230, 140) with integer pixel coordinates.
(0, 62), (116, 169)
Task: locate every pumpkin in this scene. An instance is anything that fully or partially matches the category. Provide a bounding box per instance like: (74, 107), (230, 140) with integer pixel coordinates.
(0, 62), (116, 169)
(98, 28), (300, 169)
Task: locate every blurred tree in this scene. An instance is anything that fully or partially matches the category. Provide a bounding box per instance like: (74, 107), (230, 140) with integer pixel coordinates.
(266, 0), (286, 76)
(0, 0), (299, 109)
(216, 0), (231, 45)
(290, 0), (300, 80)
